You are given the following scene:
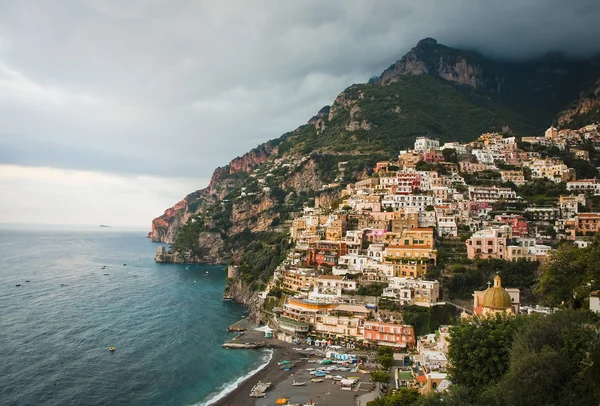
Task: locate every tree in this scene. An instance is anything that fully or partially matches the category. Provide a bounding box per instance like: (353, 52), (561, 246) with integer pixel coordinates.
(447, 314), (522, 392)
(536, 242), (588, 308)
(371, 369), (391, 394)
(368, 389), (421, 406)
(478, 310), (600, 406)
(378, 353), (394, 369)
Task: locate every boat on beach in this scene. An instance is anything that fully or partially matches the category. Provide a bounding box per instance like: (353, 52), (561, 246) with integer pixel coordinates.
(250, 381), (271, 397)
(311, 378), (324, 383)
(292, 380), (306, 386)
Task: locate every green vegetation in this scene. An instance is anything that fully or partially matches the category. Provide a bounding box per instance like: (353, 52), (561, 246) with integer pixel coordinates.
(536, 236), (600, 309)
(402, 304), (457, 336)
(357, 282), (389, 297)
(172, 217), (206, 256)
(228, 230), (290, 288)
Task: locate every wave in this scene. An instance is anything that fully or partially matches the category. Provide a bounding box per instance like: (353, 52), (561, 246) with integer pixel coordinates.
(195, 348), (274, 406)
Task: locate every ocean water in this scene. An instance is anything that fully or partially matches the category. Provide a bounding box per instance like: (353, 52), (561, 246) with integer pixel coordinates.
(0, 225), (268, 406)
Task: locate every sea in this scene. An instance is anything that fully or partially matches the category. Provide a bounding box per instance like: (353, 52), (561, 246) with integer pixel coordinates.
(0, 224), (270, 406)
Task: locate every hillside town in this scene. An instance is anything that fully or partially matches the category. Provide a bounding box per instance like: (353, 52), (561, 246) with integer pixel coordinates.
(233, 123), (600, 397)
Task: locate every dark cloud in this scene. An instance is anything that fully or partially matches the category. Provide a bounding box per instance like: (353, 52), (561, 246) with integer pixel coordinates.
(1, 0), (599, 178)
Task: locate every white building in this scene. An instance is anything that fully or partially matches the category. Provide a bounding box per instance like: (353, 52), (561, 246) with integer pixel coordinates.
(382, 277), (440, 306)
(382, 194), (436, 212)
(414, 137), (440, 153)
(468, 186), (517, 202)
(436, 216), (458, 237)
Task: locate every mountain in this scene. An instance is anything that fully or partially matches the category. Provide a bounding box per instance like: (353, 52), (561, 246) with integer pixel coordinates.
(151, 38), (600, 272)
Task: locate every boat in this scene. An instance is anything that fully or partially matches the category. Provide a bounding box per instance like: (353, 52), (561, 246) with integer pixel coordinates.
(104, 274), (109, 276)
(250, 381), (271, 397)
(16, 284), (21, 287)
(109, 347), (115, 352)
(332, 375), (343, 381)
(292, 380), (306, 386)
(311, 378), (324, 383)
(123, 264), (126, 266)
(25, 280), (31, 282)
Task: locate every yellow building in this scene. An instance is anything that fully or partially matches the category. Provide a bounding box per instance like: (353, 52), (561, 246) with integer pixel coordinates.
(472, 275), (520, 316)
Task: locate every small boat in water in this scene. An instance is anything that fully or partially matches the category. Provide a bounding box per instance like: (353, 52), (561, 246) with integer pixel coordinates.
(104, 273), (109, 276)
(16, 284), (21, 287)
(25, 280), (31, 283)
(109, 347), (115, 352)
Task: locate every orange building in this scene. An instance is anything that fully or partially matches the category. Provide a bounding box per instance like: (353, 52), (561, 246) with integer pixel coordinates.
(576, 213), (600, 235)
(363, 322), (416, 348)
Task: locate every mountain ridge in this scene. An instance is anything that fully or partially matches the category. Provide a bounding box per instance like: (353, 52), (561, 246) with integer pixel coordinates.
(151, 38), (600, 264)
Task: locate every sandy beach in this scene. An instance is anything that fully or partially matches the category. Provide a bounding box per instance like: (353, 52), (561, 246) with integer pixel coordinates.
(210, 344), (378, 406)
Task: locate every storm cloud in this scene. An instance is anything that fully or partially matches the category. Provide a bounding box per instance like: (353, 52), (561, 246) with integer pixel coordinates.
(0, 0), (599, 225)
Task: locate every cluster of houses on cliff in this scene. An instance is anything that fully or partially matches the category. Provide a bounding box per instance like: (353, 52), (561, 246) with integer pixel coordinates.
(254, 124), (600, 350)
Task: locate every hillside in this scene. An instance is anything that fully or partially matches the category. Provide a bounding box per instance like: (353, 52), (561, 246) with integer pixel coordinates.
(151, 37), (600, 269)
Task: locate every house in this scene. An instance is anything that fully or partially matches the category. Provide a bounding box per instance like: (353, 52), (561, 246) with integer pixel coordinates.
(381, 194), (436, 212)
(465, 226), (510, 260)
(313, 304), (370, 340)
(414, 137), (440, 152)
(575, 213), (600, 236)
(382, 278), (440, 306)
(494, 214), (528, 236)
(363, 322), (416, 348)
(500, 170), (526, 185)
(590, 291), (600, 314)
(566, 179), (600, 194)
(468, 186), (517, 202)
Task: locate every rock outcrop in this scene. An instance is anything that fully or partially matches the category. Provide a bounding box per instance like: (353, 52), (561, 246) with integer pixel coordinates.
(378, 38), (484, 88)
(558, 79), (600, 126)
(151, 144), (274, 244)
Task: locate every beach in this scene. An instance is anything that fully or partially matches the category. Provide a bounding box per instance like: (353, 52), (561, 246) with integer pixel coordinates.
(210, 344), (378, 406)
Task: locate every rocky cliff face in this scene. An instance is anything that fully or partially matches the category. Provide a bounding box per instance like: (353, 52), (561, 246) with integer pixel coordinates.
(558, 79), (600, 126)
(151, 145), (274, 244)
(378, 38), (484, 88)
(229, 197), (278, 235)
(225, 278), (264, 322)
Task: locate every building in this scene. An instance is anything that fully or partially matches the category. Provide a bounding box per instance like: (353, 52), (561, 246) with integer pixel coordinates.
(590, 291), (600, 314)
(281, 297), (337, 327)
(526, 158), (575, 182)
(436, 216), (458, 237)
(575, 213), (600, 236)
(558, 195), (580, 218)
(506, 238), (550, 261)
(381, 194), (436, 212)
(313, 304), (370, 340)
(363, 322), (416, 348)
(472, 275), (520, 316)
(382, 278), (440, 306)
(282, 269), (319, 293)
(468, 186), (517, 202)
(414, 137), (440, 153)
(391, 210), (420, 232)
(459, 161), (488, 173)
(500, 170), (526, 185)
(566, 179), (600, 194)
(465, 226), (510, 260)
(494, 214), (528, 236)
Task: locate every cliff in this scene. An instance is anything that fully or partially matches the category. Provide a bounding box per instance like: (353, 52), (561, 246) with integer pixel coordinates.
(558, 79), (600, 127)
(152, 37), (600, 277)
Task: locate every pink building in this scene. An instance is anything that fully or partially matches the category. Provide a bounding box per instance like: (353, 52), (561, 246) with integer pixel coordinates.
(423, 150), (445, 164)
(465, 226), (510, 260)
(494, 214), (528, 236)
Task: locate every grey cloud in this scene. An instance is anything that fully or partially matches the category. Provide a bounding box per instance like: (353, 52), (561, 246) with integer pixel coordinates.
(0, 0), (599, 179)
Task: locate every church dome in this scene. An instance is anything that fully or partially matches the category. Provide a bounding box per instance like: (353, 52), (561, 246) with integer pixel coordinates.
(482, 275), (512, 310)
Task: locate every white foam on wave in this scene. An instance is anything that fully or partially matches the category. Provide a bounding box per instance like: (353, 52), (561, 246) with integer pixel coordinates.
(194, 348), (274, 406)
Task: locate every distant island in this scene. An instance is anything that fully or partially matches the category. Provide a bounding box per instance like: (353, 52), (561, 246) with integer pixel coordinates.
(99, 225), (110, 228)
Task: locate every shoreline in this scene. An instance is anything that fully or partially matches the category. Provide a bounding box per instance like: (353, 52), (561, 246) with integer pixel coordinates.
(208, 344), (301, 406)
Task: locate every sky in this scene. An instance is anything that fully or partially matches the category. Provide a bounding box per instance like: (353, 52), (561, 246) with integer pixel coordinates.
(1, 0), (600, 227)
